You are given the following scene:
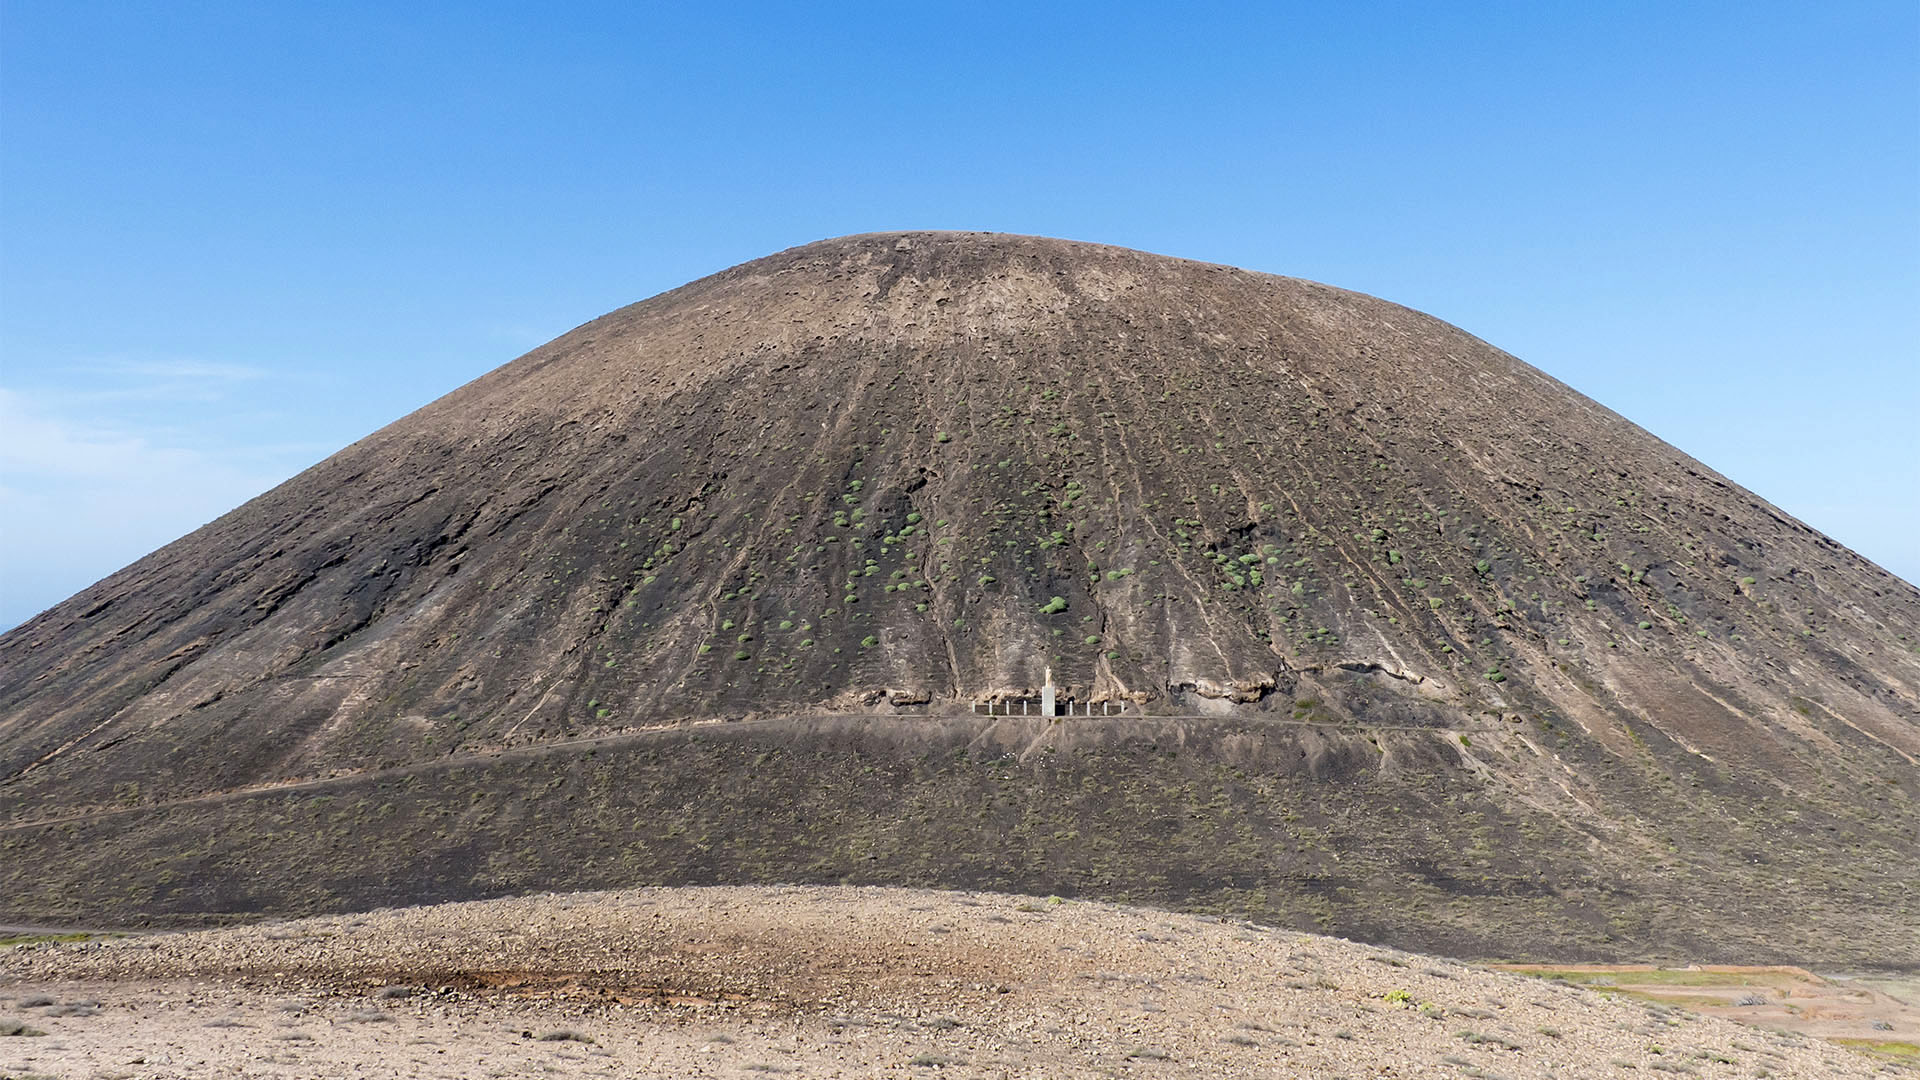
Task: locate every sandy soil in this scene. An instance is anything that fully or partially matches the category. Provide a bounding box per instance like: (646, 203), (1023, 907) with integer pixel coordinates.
(0, 886), (1903, 1079)
(1492, 964), (1920, 1056)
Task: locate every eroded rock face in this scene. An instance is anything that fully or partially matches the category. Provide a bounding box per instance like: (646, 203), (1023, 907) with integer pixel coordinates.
(1, 232), (1915, 960)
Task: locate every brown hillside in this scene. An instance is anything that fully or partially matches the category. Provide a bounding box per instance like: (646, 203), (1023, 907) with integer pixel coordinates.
(1, 232), (1914, 964)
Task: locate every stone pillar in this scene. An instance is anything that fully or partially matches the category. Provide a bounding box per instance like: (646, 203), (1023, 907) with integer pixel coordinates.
(1042, 667), (1056, 717)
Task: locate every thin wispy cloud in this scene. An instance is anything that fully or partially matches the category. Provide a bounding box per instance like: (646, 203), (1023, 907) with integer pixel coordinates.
(9, 355), (282, 409)
(0, 387), (312, 630)
(89, 358), (272, 381)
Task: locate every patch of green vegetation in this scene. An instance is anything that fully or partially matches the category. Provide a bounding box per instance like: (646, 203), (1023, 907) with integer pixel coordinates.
(1039, 596), (1068, 614)
(0, 931), (104, 948)
(1832, 1038), (1920, 1060)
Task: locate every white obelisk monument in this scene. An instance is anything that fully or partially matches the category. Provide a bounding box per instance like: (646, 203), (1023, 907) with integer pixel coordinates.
(1042, 666), (1056, 717)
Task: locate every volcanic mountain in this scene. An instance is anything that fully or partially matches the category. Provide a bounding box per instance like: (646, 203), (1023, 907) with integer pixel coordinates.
(2, 232), (1915, 965)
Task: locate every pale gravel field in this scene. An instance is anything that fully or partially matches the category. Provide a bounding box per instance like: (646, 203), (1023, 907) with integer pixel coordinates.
(0, 886), (1900, 1079)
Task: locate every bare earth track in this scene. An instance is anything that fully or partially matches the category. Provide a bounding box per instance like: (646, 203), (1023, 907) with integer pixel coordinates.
(2, 887), (1909, 1079)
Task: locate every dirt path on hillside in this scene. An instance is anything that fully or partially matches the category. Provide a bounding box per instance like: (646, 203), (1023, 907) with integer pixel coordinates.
(0, 711), (1500, 835)
(1, 886), (1903, 1079)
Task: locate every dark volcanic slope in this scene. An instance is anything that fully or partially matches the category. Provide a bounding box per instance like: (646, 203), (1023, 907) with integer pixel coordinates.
(3, 232), (1916, 963)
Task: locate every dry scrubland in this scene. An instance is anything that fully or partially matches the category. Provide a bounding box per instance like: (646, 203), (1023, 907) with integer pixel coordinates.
(3, 232), (1916, 967)
(2, 886), (1910, 1079)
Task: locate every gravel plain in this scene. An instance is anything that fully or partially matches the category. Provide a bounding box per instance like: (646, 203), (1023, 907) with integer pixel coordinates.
(0, 886), (1901, 1079)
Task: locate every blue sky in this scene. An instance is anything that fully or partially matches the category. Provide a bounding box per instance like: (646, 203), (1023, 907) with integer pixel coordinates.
(2, 1), (1915, 629)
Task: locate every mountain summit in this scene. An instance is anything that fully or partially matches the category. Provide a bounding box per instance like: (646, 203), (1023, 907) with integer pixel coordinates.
(3, 232), (1915, 963)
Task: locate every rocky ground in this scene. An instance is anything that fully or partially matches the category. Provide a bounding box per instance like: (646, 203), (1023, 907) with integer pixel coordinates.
(1, 886), (1908, 1079)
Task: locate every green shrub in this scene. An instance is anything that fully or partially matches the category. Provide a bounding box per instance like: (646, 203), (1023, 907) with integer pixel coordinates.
(1040, 596), (1068, 614)
(537, 1030), (595, 1043)
(0, 1019), (47, 1036)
